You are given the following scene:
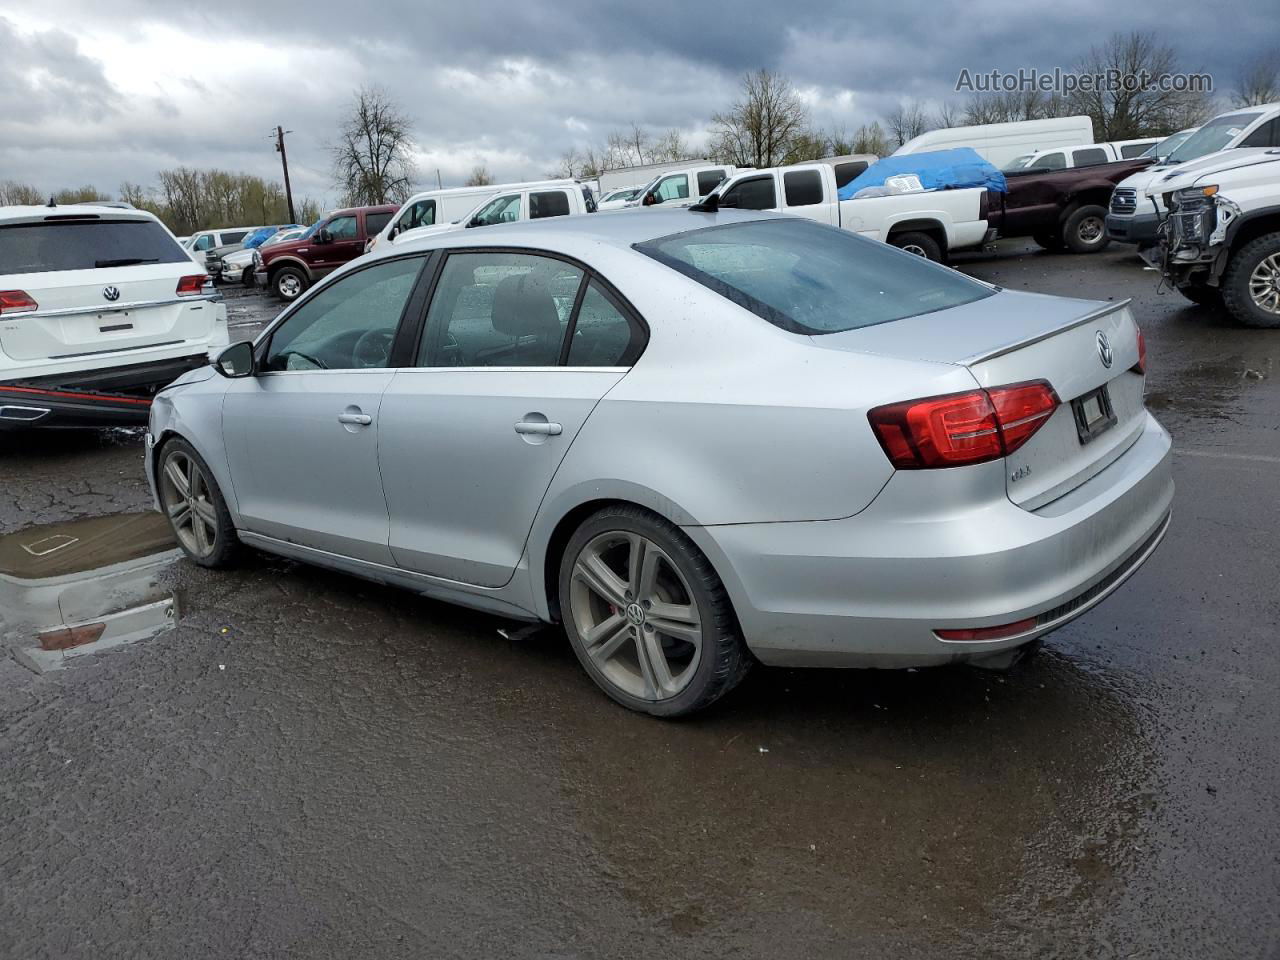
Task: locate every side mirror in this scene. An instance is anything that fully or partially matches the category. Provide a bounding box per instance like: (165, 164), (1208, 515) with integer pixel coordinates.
(214, 341), (255, 378)
(467, 217), (481, 228)
(388, 225), (399, 239)
(314, 228), (332, 244)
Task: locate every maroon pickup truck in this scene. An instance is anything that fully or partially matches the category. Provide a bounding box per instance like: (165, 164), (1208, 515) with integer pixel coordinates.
(255, 204), (397, 301)
(988, 158), (1153, 253)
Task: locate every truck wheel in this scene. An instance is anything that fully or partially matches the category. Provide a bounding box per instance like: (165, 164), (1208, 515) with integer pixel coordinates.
(1033, 232), (1064, 251)
(1221, 232), (1280, 328)
(1176, 282), (1222, 309)
(890, 232), (942, 262)
(272, 266), (308, 301)
(1062, 205), (1110, 254)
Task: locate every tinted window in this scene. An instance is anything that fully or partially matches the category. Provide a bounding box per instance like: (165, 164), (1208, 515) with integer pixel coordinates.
(655, 175), (690, 203)
(418, 252), (582, 367)
(264, 257), (422, 371)
(530, 191), (571, 219)
(471, 194), (521, 227)
(1029, 152), (1066, 170)
(721, 176), (777, 210)
(401, 199), (436, 230)
(635, 218), (992, 336)
(784, 170), (824, 206)
(1120, 142), (1152, 158)
(366, 211), (393, 235)
(1169, 112), (1261, 162)
(1242, 118), (1280, 148)
(1072, 148), (1108, 167)
(567, 280), (642, 367)
(219, 231), (250, 245)
(326, 216), (358, 240)
(697, 169), (727, 195)
(0, 219), (189, 275)
(833, 161), (869, 187)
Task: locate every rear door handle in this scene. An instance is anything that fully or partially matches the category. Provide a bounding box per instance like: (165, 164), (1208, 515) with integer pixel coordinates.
(514, 420), (562, 436)
(338, 412), (372, 426)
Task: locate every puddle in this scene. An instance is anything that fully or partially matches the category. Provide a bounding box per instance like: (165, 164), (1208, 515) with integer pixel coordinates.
(0, 512), (180, 673)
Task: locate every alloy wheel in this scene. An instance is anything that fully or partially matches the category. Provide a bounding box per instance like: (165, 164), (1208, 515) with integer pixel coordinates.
(900, 243), (928, 257)
(1248, 253), (1280, 314)
(568, 531), (703, 702)
(159, 449), (219, 558)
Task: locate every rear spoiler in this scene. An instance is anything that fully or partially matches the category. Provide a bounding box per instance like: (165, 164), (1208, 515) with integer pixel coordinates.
(962, 299), (1131, 364)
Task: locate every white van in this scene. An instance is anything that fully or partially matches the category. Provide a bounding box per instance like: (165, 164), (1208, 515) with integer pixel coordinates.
(1003, 138), (1160, 172)
(894, 116), (1095, 169)
(369, 181), (580, 252)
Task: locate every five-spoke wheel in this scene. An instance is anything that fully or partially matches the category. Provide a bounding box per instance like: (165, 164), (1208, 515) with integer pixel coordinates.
(157, 439), (239, 567)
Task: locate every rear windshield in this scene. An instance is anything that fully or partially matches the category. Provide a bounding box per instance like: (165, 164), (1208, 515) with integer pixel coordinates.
(0, 218), (188, 275)
(634, 218), (993, 335)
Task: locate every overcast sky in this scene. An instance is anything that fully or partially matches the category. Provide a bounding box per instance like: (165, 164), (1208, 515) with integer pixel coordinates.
(1, 1), (1272, 209)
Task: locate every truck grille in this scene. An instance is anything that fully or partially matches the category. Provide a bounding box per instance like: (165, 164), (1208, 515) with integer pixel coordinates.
(1110, 189), (1137, 215)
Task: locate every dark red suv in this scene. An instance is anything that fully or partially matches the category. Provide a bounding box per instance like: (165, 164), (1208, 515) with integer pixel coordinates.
(255, 204), (397, 301)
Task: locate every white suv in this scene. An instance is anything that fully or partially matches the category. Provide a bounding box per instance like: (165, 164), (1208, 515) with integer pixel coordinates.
(0, 204), (228, 428)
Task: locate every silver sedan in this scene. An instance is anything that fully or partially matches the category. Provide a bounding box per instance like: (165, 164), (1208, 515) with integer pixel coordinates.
(145, 209), (1173, 716)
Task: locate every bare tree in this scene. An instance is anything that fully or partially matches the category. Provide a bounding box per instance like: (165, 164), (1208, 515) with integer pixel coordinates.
(465, 165), (494, 186)
(331, 85), (417, 206)
(782, 130), (830, 164)
(650, 128), (690, 164)
(1234, 53), (1280, 106)
(0, 181), (45, 205)
(885, 100), (933, 147)
(709, 69), (810, 168)
(933, 100), (963, 129)
(1069, 31), (1213, 139)
(852, 121), (890, 156)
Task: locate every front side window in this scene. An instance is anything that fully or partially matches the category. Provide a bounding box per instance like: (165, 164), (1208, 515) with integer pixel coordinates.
(263, 257), (423, 371)
(470, 194), (521, 227)
(366, 212), (393, 235)
(193, 234), (215, 251)
(655, 175), (690, 203)
(784, 170), (824, 206)
(566, 280), (642, 366)
(1242, 118), (1280, 148)
(635, 218), (993, 336)
(1072, 148), (1107, 167)
(418, 252), (583, 367)
(326, 216), (358, 240)
(530, 191), (571, 219)
(0, 219), (190, 274)
(401, 200), (436, 231)
(721, 176), (777, 210)
(1030, 152), (1066, 170)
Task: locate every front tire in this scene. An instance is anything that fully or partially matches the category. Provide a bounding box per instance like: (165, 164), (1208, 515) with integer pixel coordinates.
(157, 438), (240, 568)
(1221, 232), (1280, 328)
(890, 231), (943, 262)
(1176, 281), (1223, 309)
(271, 266), (308, 301)
(1062, 204), (1110, 254)
(558, 505), (750, 717)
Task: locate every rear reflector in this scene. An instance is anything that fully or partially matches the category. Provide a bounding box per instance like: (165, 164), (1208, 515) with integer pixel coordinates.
(176, 275), (206, 295)
(0, 290), (38, 314)
(868, 380), (1059, 469)
(39, 622), (107, 651)
(935, 618), (1037, 642)
(1134, 326), (1146, 374)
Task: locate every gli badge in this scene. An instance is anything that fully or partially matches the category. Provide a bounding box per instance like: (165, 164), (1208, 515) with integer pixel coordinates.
(102, 286), (120, 302)
(1096, 330), (1113, 368)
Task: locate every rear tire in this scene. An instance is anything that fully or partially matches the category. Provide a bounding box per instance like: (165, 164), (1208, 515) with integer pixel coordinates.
(1033, 231), (1064, 251)
(1062, 205), (1110, 254)
(272, 266), (308, 301)
(1220, 232), (1280, 328)
(156, 438), (241, 568)
(890, 231), (943, 262)
(558, 505), (750, 717)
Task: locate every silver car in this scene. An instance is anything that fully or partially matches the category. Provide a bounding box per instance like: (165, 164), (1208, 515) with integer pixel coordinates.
(145, 210), (1173, 716)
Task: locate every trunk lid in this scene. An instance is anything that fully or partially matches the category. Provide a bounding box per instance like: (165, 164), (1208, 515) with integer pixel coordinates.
(814, 289), (1146, 510)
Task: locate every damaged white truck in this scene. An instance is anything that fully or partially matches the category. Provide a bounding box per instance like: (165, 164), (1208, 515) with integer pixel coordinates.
(1147, 147), (1280, 327)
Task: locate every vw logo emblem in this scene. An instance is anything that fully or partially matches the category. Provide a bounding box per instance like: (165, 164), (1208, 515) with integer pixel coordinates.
(1096, 331), (1113, 368)
(624, 602), (646, 626)
(102, 286), (120, 302)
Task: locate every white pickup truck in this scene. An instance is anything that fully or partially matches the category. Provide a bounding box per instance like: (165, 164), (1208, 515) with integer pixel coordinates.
(394, 180), (595, 245)
(703, 163), (991, 261)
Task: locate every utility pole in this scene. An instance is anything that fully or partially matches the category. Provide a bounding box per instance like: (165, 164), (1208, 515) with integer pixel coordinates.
(275, 126), (296, 224)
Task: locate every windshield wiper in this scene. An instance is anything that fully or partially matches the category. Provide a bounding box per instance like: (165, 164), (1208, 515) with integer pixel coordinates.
(94, 257), (159, 267)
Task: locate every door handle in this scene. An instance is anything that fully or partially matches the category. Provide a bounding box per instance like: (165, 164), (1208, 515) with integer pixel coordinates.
(338, 412), (372, 426)
(514, 420), (562, 436)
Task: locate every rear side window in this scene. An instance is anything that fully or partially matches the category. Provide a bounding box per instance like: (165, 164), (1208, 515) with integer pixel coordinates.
(721, 176), (777, 210)
(635, 218), (992, 335)
(530, 191), (571, 219)
(696, 169), (727, 195)
(0, 219), (189, 275)
(1242, 118), (1280, 148)
(219, 231), (249, 245)
(1072, 148), (1108, 167)
(783, 170), (824, 206)
(833, 161), (869, 187)
(366, 212), (393, 235)
(1120, 142), (1151, 158)
(1030, 152), (1066, 170)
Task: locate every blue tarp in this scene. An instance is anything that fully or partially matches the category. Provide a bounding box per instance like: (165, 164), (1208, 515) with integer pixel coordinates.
(837, 148), (1007, 200)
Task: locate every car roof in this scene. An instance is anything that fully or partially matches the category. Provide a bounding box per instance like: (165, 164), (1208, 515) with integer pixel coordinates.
(330, 204), (399, 217)
(386, 208), (788, 258)
(0, 204), (159, 225)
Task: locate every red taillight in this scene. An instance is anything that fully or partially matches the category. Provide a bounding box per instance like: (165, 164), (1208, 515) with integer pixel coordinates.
(868, 380), (1059, 469)
(1134, 326), (1146, 374)
(0, 290), (38, 314)
(176, 275), (206, 296)
(935, 617), (1037, 642)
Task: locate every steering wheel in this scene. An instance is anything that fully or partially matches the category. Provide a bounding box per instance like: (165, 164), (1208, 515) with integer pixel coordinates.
(352, 329), (395, 368)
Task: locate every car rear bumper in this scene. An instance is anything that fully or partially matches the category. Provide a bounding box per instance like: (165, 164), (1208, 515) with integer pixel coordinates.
(1105, 211), (1159, 245)
(686, 412), (1173, 667)
(0, 353), (210, 429)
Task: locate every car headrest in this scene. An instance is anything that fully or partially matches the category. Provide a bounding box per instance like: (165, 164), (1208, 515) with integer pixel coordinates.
(491, 273), (561, 339)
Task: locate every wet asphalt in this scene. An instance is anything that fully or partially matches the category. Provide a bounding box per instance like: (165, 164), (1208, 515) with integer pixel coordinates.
(1, 242), (1277, 959)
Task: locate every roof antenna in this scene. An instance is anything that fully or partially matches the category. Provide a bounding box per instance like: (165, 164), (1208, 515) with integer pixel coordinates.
(46, 196), (57, 208)
(688, 193), (720, 213)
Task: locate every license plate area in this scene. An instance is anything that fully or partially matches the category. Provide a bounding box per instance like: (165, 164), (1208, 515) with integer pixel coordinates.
(1072, 384), (1116, 445)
